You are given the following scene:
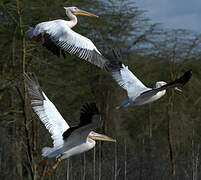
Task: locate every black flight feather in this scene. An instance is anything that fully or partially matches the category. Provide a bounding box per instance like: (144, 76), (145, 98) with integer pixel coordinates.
(62, 103), (100, 140)
(23, 73), (45, 105)
(141, 70), (192, 96)
(105, 60), (123, 72)
(105, 49), (123, 72)
(42, 33), (109, 70)
(112, 48), (123, 61)
(159, 70), (192, 89)
(79, 103), (99, 126)
(43, 33), (66, 58)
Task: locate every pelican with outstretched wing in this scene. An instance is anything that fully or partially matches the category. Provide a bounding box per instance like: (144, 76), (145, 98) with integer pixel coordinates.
(24, 73), (116, 174)
(28, 7), (108, 69)
(108, 51), (192, 109)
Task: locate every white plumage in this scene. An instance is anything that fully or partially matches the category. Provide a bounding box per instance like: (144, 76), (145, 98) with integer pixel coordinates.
(31, 92), (69, 155)
(28, 7), (108, 69)
(112, 64), (148, 100)
(24, 73), (116, 174)
(30, 20), (101, 54)
(110, 60), (192, 107)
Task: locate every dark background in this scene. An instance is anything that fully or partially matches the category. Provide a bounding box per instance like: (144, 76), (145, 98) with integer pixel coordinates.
(0, 0), (201, 179)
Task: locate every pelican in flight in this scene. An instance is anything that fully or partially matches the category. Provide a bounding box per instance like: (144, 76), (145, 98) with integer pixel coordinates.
(28, 7), (108, 69)
(108, 57), (192, 108)
(24, 73), (116, 174)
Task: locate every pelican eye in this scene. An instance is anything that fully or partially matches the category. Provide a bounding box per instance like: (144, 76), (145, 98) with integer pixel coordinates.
(89, 131), (95, 136)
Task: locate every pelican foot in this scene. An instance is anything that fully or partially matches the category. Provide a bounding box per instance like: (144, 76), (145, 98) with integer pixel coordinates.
(38, 158), (49, 167)
(115, 105), (122, 110)
(46, 158), (61, 175)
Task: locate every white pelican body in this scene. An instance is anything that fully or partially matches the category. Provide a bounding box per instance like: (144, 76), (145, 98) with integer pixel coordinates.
(131, 81), (167, 106)
(30, 19), (100, 54)
(28, 7), (108, 69)
(60, 137), (95, 160)
(109, 60), (192, 108)
(24, 74), (116, 174)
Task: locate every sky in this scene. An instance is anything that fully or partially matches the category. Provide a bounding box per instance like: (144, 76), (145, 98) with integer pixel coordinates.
(135, 0), (201, 32)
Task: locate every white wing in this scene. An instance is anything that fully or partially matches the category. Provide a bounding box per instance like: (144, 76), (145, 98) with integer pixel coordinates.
(111, 63), (148, 99)
(28, 20), (108, 69)
(45, 103), (102, 158)
(24, 74), (69, 148)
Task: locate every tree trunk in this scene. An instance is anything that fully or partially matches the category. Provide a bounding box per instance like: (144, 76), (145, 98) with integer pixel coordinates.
(98, 142), (102, 180)
(114, 142), (117, 180)
(93, 146), (96, 180)
(16, 0), (37, 179)
(82, 153), (86, 180)
(66, 159), (70, 180)
(124, 139), (127, 180)
(167, 94), (176, 176)
(148, 104), (152, 138)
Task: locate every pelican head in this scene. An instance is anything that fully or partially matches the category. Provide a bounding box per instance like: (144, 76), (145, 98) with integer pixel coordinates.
(156, 81), (167, 88)
(88, 131), (116, 142)
(156, 81), (182, 92)
(64, 7), (99, 18)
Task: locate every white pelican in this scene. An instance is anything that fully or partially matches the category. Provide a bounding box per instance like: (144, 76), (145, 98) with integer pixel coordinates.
(108, 59), (192, 108)
(24, 73), (116, 174)
(27, 7), (108, 69)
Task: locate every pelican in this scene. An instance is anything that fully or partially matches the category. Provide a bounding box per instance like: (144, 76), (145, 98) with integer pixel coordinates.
(108, 59), (192, 108)
(27, 7), (108, 69)
(24, 73), (116, 174)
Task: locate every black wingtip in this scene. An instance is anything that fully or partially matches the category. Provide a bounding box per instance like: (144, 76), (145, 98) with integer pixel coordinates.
(42, 33), (66, 58)
(187, 69), (192, 75)
(112, 49), (122, 61)
(105, 48), (124, 72)
(178, 69), (192, 86)
(23, 72), (39, 86)
(105, 60), (123, 72)
(23, 72), (45, 101)
(63, 103), (100, 140)
(23, 72), (34, 86)
(79, 103), (100, 127)
(81, 103), (99, 115)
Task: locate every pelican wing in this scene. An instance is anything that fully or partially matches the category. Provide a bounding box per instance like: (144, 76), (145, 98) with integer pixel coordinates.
(141, 70), (192, 97)
(24, 73), (69, 148)
(46, 103), (101, 158)
(62, 103), (102, 141)
(72, 103), (102, 142)
(110, 61), (147, 95)
(28, 20), (108, 69)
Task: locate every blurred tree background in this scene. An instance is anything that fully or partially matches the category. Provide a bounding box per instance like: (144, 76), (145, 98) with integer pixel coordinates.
(0, 0), (201, 179)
